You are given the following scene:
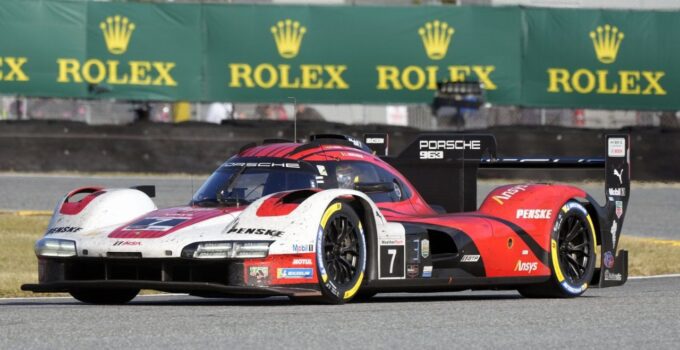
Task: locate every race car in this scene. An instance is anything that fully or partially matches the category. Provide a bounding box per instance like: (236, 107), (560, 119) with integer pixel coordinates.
(22, 133), (630, 304)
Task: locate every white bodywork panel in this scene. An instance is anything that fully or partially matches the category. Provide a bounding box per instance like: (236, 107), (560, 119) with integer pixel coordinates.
(43, 188), (406, 261)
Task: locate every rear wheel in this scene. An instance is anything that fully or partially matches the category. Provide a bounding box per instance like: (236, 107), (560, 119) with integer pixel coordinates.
(519, 201), (596, 298)
(70, 289), (139, 304)
(313, 200), (366, 304)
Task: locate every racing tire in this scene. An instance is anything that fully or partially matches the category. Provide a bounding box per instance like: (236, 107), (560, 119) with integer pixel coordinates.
(313, 200), (367, 304)
(70, 289), (139, 304)
(518, 201), (596, 298)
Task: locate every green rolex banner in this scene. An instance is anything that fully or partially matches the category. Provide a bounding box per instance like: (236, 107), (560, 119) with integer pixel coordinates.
(522, 8), (679, 110)
(204, 5), (521, 104)
(0, 0), (678, 110)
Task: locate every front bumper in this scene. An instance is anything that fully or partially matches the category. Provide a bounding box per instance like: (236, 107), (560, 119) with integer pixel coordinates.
(21, 280), (320, 297)
(21, 257), (320, 298)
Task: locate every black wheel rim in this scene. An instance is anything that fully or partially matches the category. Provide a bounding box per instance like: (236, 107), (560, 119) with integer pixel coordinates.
(323, 214), (360, 287)
(558, 216), (591, 283)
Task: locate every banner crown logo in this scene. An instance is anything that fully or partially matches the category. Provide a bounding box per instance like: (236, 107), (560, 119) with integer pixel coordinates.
(100, 15), (135, 55)
(418, 20), (455, 60)
(271, 19), (307, 59)
(589, 24), (624, 64)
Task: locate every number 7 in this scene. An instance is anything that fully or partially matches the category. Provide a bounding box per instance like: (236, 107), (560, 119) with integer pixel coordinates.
(388, 249), (396, 274)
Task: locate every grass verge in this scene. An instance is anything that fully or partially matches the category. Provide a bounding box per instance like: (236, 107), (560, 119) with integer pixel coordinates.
(1, 214), (679, 298)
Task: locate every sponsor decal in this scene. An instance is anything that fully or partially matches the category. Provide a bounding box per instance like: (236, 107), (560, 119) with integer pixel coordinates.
(124, 217), (188, 231)
(492, 185), (529, 205)
(277, 268), (314, 279)
(460, 254), (480, 262)
(293, 243), (314, 253)
(604, 251), (615, 269)
(365, 137), (385, 144)
(292, 258), (312, 265)
(547, 25), (666, 97)
(227, 227), (284, 237)
(615, 201), (623, 219)
(421, 239), (430, 259)
(248, 266), (269, 286)
(514, 260), (538, 273)
(608, 187), (626, 197)
(608, 138), (626, 157)
(604, 270), (623, 281)
(316, 165), (328, 176)
(113, 240), (141, 246)
(516, 209), (553, 219)
(610, 220), (618, 247)
(223, 162), (300, 169)
(422, 265), (433, 278)
(613, 168), (624, 185)
(380, 239), (405, 246)
(407, 264), (419, 278)
(46, 226), (82, 234)
(521, 250), (529, 256)
(561, 281), (588, 294)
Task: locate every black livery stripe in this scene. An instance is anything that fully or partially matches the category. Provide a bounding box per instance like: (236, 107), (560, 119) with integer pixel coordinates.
(466, 214), (549, 264)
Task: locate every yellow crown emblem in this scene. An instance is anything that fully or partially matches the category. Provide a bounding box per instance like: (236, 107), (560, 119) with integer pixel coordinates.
(271, 19), (307, 59)
(589, 24), (624, 64)
(100, 15), (135, 55)
(418, 20), (455, 60)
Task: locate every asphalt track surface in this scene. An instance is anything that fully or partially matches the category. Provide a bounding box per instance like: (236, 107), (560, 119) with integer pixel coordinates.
(1, 276), (679, 349)
(1, 173), (678, 239)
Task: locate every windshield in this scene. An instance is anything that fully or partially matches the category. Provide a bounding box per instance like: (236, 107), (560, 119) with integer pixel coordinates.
(192, 165), (318, 206)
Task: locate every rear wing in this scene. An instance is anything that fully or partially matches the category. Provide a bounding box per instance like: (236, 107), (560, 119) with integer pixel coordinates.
(366, 133), (630, 288)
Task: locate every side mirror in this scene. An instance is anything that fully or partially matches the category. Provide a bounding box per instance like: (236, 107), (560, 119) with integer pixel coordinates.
(354, 182), (394, 194)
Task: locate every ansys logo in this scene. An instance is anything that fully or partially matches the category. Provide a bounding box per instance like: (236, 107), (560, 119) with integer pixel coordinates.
(100, 15), (136, 55)
(418, 20), (455, 60)
(547, 23), (665, 95)
(56, 14), (177, 87)
(271, 19), (306, 59)
(589, 24), (624, 64)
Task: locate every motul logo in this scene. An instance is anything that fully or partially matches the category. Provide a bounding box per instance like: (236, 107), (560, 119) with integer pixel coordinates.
(516, 209), (552, 219)
(514, 260), (538, 273)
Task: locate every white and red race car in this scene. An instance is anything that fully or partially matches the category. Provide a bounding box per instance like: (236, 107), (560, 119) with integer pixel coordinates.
(22, 134), (629, 304)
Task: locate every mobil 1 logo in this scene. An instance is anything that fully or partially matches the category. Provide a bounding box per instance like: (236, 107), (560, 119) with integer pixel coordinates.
(379, 245), (405, 279)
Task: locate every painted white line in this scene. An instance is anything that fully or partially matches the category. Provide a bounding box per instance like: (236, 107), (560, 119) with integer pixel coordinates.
(629, 273), (680, 280)
(0, 293), (186, 301)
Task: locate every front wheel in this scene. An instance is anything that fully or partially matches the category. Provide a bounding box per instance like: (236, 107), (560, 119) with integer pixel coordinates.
(314, 200), (366, 304)
(70, 289), (139, 304)
(519, 201), (596, 298)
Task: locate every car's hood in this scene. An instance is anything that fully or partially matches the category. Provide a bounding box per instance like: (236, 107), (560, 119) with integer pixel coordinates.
(68, 206), (247, 258)
(107, 206), (243, 239)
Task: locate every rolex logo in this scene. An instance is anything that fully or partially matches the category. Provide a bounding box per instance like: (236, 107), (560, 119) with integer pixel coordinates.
(589, 24), (624, 64)
(271, 19), (306, 59)
(418, 20), (455, 60)
(100, 15), (136, 55)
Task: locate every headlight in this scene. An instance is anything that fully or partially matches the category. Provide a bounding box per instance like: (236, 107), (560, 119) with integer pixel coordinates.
(187, 241), (271, 259)
(35, 238), (77, 257)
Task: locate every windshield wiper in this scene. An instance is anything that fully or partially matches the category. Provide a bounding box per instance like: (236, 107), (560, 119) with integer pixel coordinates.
(216, 166), (247, 206)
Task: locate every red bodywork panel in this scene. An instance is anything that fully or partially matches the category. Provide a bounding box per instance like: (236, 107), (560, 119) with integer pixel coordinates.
(59, 187), (104, 215)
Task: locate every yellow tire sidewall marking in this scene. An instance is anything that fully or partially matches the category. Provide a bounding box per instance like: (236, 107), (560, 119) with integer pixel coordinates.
(343, 272), (364, 300)
(551, 239), (565, 282)
(321, 202), (342, 229)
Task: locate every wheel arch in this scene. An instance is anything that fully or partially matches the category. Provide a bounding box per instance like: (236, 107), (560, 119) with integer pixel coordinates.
(343, 195), (379, 284)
